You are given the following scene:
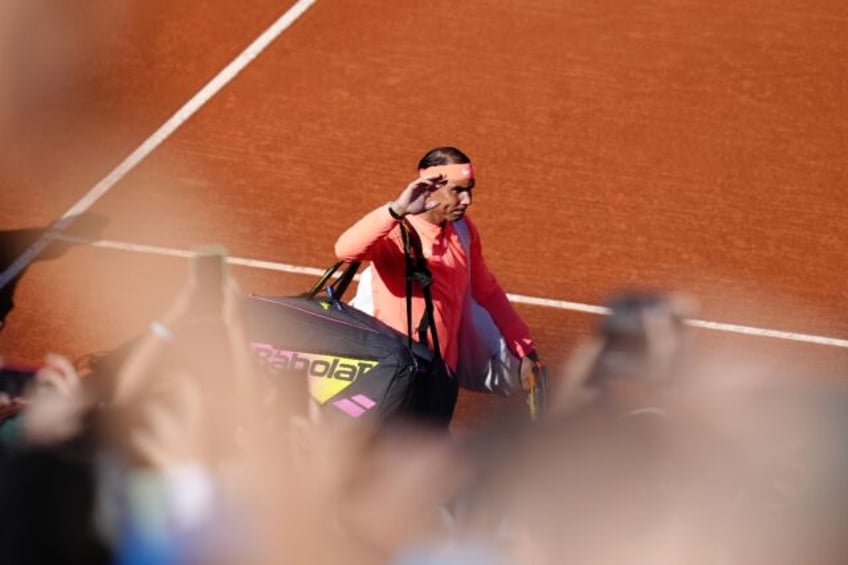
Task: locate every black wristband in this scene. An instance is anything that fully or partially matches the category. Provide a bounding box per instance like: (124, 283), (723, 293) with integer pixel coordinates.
(388, 205), (403, 220)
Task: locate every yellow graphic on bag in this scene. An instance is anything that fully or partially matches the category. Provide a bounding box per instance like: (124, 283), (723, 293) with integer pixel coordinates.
(250, 343), (378, 404)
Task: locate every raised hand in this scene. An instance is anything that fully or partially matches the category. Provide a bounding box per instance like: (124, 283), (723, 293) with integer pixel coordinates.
(389, 175), (447, 217)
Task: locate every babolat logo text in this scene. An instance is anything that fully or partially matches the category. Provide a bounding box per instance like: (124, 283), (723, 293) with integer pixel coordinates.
(250, 343), (378, 382)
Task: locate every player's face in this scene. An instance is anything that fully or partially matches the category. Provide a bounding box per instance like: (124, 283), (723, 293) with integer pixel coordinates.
(426, 178), (474, 224)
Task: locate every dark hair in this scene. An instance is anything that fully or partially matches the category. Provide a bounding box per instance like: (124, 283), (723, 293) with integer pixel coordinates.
(417, 147), (471, 169)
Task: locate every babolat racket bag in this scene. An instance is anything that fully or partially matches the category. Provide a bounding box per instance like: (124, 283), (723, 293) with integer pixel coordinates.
(245, 227), (457, 426)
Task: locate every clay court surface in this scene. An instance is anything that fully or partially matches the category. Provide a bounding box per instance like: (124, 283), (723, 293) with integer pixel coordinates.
(1, 0), (846, 429)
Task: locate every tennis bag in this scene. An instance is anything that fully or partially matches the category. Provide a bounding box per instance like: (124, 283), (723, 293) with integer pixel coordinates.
(244, 224), (457, 427)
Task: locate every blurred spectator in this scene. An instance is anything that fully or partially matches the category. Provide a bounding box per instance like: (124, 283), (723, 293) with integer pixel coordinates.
(552, 291), (697, 417)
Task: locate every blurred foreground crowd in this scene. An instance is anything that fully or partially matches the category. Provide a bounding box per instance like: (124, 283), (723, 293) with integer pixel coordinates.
(3, 2), (847, 563)
(2, 267), (848, 565)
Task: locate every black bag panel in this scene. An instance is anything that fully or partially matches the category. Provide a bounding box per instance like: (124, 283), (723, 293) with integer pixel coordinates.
(249, 296), (399, 354)
(245, 294), (455, 424)
(406, 363), (459, 427)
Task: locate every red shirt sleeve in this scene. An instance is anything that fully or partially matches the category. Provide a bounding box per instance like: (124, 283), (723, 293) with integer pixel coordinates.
(334, 204), (402, 262)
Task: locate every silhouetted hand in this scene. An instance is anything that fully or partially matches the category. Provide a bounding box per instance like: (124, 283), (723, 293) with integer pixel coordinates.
(23, 353), (90, 444)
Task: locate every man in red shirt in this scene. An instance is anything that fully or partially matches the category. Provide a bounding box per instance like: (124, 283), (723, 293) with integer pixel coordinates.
(335, 147), (542, 416)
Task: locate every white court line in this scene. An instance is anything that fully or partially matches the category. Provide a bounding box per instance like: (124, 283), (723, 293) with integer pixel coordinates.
(506, 294), (848, 348)
(0, 0), (319, 290)
(56, 235), (329, 278)
(53, 234), (848, 350)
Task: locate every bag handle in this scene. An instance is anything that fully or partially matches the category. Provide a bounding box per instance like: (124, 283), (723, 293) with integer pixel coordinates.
(304, 260), (361, 300)
(303, 222), (441, 359)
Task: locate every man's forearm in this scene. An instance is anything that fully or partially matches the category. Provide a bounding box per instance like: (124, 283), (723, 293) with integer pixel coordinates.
(334, 204), (401, 261)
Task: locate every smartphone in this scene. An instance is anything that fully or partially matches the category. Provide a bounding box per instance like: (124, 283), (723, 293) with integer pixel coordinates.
(190, 245), (229, 314)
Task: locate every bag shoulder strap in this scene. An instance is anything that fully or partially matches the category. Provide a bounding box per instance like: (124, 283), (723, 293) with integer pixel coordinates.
(400, 220), (442, 360)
